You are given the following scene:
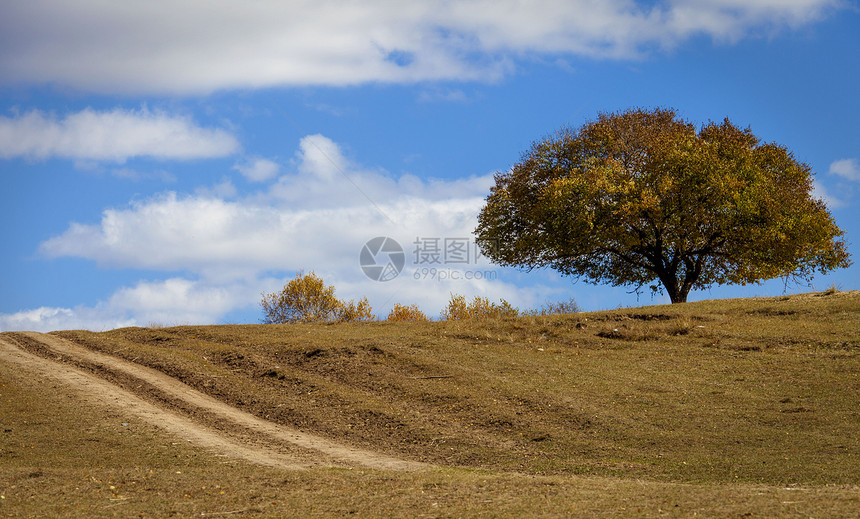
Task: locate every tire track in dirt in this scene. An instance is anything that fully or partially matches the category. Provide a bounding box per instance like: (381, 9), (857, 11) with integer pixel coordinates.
(0, 332), (426, 472)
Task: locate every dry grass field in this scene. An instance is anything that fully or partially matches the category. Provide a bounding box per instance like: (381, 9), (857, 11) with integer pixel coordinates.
(2, 290), (858, 517)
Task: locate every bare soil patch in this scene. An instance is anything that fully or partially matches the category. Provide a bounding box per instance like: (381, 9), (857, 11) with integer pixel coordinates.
(41, 290), (860, 483)
(0, 332), (424, 471)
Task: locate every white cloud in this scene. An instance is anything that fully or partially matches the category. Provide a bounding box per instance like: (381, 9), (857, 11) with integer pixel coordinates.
(829, 158), (860, 182)
(0, 277), (272, 332)
(296, 135), (348, 182)
(40, 133), (494, 277)
(0, 306), (136, 333)
(195, 178), (239, 199)
(663, 0), (837, 42)
(106, 278), (252, 324)
(0, 270), (556, 332)
(233, 157), (280, 182)
(0, 107), (240, 161)
(813, 158), (860, 209)
(0, 0), (840, 93)
(811, 178), (846, 209)
(38, 190), (491, 278)
(268, 134), (493, 211)
(28, 133), (559, 329)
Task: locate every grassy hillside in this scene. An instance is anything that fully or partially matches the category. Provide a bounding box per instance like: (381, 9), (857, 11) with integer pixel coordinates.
(6, 353), (859, 518)
(51, 291), (860, 485)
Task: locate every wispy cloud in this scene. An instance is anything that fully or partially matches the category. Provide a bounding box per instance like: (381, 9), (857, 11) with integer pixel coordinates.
(0, 107), (240, 161)
(418, 88), (470, 103)
(829, 158), (860, 182)
(109, 167), (177, 183)
(0, 0), (841, 94)
(233, 157), (281, 182)
(0, 277), (271, 332)
(0, 306), (135, 333)
(812, 178), (846, 209)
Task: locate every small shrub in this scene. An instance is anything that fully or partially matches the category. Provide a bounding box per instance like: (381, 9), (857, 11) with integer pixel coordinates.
(667, 315), (694, 336)
(261, 271), (374, 324)
(337, 297), (375, 322)
(527, 299), (581, 316)
(821, 283), (841, 296)
(493, 299), (520, 318)
(387, 303), (429, 322)
(441, 294), (519, 320)
(441, 294), (469, 320)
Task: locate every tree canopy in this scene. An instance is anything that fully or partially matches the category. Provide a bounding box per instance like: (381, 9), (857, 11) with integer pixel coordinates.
(475, 107), (850, 303)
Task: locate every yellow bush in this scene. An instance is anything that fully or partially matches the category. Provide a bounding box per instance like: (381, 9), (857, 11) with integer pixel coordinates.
(386, 303), (429, 322)
(441, 294), (519, 320)
(441, 294), (469, 320)
(261, 271), (374, 323)
(337, 297), (375, 323)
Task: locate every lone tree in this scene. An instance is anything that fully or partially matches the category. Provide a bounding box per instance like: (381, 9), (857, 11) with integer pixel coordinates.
(475, 108), (850, 303)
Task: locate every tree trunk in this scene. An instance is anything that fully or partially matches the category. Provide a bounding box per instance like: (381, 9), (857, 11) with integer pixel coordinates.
(667, 287), (687, 303)
(660, 274), (689, 303)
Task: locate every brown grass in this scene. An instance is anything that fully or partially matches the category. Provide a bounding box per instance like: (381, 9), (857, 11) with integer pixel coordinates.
(3, 291), (859, 516)
(51, 291), (860, 483)
(3, 353), (858, 518)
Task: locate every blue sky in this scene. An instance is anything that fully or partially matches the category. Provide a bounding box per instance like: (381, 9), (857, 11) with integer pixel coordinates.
(1, 0), (858, 331)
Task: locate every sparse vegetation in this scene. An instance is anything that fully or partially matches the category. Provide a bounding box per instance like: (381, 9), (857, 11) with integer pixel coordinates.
(526, 298), (582, 316)
(386, 303), (429, 322)
(822, 282), (841, 296)
(440, 294), (520, 320)
(260, 271), (374, 323)
(439, 294), (581, 320)
(336, 297), (375, 323)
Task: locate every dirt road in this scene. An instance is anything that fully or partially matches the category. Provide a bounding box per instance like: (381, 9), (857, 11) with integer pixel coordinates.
(0, 332), (425, 472)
